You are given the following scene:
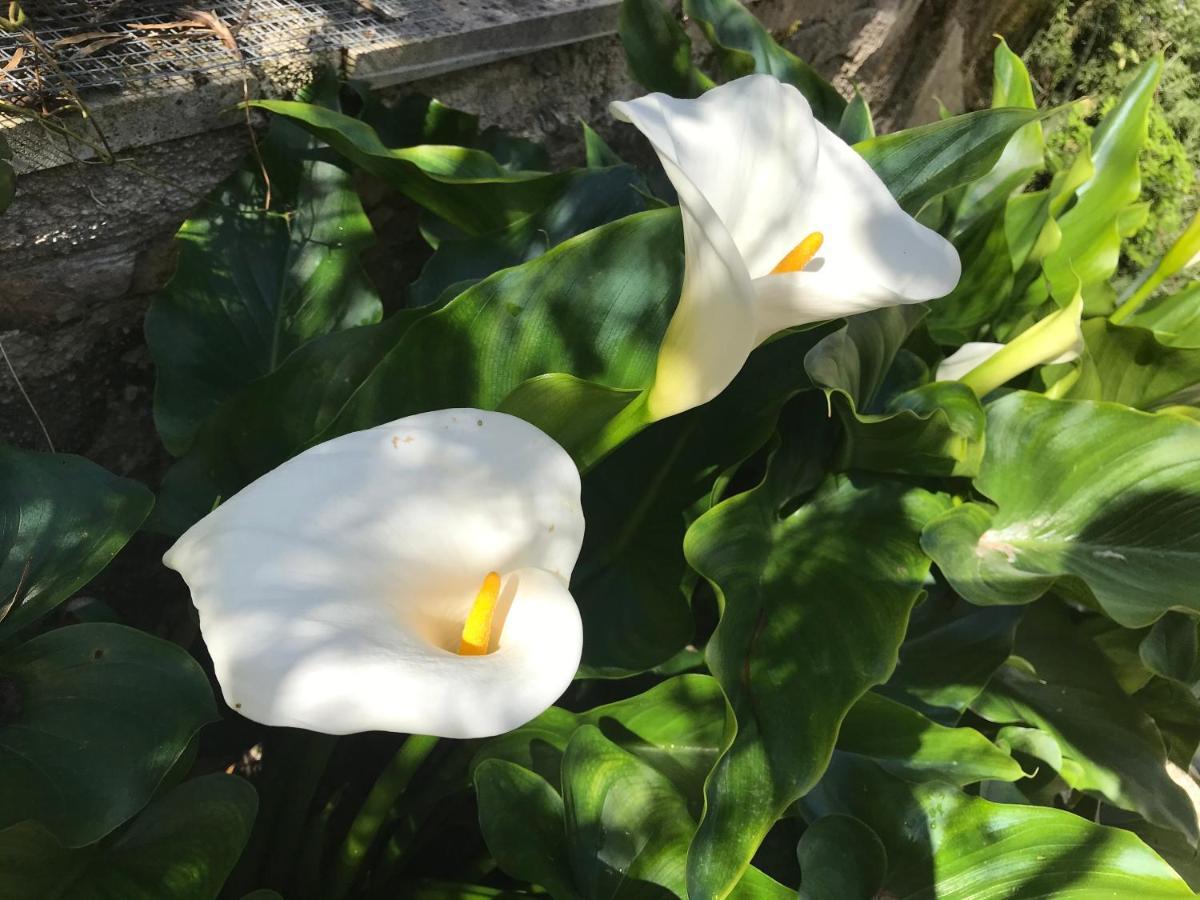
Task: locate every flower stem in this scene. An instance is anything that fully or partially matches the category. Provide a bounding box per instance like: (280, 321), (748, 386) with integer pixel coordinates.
(325, 733), (439, 900)
(263, 733), (338, 892)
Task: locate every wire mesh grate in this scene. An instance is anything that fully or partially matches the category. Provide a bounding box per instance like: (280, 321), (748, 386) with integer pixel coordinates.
(0, 1), (457, 108)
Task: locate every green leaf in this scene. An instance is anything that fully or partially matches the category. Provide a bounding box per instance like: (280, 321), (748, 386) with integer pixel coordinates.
(248, 100), (572, 236)
(1140, 612), (1200, 685)
(1114, 210), (1200, 324)
(926, 207), (1014, 344)
(685, 455), (946, 897)
(805, 753), (1194, 899)
(1042, 58), (1163, 309)
(971, 603), (1197, 841)
(0, 623), (217, 846)
(836, 91), (874, 144)
(582, 121), (625, 169)
(0, 448), (153, 639)
(409, 165), (647, 309)
(1063, 319), (1200, 409)
(952, 37), (1044, 233)
(805, 308), (985, 476)
(0, 773), (257, 900)
(474, 761), (577, 899)
(796, 815), (885, 900)
(855, 107), (1050, 215)
(562, 725), (693, 898)
(0, 133), (13, 215)
(683, 0), (845, 126)
(328, 207), (681, 437)
(1126, 282), (1200, 348)
(618, 0), (713, 98)
(146, 113), (382, 455)
(922, 392), (1200, 628)
(475, 675), (726, 806)
(880, 594), (1021, 725)
(838, 691), (1024, 786)
(574, 325), (833, 675)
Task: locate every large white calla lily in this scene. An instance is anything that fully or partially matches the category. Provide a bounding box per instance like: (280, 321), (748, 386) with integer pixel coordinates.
(611, 74), (961, 420)
(164, 410), (585, 738)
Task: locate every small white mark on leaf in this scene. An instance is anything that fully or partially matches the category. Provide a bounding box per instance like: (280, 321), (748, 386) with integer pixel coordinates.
(1093, 549), (1126, 561)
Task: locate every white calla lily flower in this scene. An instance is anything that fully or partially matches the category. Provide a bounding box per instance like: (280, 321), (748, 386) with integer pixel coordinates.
(164, 410), (585, 738)
(611, 74), (961, 421)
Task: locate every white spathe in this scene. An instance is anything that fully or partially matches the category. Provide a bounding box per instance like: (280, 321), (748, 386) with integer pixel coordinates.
(611, 74), (961, 420)
(935, 340), (1083, 382)
(163, 410), (585, 739)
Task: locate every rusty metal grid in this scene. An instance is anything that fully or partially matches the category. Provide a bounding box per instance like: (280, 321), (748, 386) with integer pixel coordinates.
(0, 1), (454, 107)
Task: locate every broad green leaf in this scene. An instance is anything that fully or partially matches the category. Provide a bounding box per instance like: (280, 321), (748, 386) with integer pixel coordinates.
(582, 122), (625, 169)
(926, 207), (1014, 344)
(855, 107), (1049, 215)
(804, 753), (1193, 899)
(1102, 809), (1200, 893)
(1063, 319), (1200, 409)
(922, 392), (1200, 628)
(474, 761), (577, 899)
(795, 815), (886, 900)
(838, 691), (1024, 786)
(836, 91), (874, 144)
(1140, 612), (1200, 686)
(618, 0), (713, 98)
(0, 448), (153, 639)
(408, 166), (647, 309)
(574, 325), (832, 675)
(1126, 282), (1200, 348)
(953, 38), (1044, 233)
(0, 133), (13, 215)
(401, 884), (526, 900)
(805, 308), (985, 476)
(249, 100), (571, 236)
(880, 594), (1022, 725)
(1135, 679), (1200, 772)
(1042, 58), (1163, 308)
(0, 623), (217, 846)
(0, 773), (257, 900)
(475, 675), (726, 807)
(685, 457), (946, 898)
(562, 726), (693, 898)
(158, 209), (682, 532)
(327, 207), (681, 436)
(972, 603), (1197, 840)
(146, 112), (382, 455)
(682, 0), (844, 126)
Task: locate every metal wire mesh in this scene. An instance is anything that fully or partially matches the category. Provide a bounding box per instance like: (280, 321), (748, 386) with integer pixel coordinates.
(0, 1), (455, 107)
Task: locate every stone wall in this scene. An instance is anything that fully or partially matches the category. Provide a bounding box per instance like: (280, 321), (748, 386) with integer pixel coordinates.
(0, 0), (1053, 481)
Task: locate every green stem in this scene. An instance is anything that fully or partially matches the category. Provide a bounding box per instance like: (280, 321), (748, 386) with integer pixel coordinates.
(325, 733), (440, 900)
(263, 733), (338, 892)
(575, 390), (654, 473)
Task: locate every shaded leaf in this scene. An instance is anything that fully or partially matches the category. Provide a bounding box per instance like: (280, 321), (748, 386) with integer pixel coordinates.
(618, 0), (713, 98)
(795, 815), (886, 900)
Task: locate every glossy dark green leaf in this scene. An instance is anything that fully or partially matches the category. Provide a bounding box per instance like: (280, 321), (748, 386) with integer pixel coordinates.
(618, 0), (713, 98)
(574, 326), (832, 675)
(922, 392), (1200, 628)
(926, 207), (1014, 345)
(0, 773), (256, 900)
(855, 107), (1050, 215)
(475, 675), (726, 807)
(683, 0), (844, 126)
(1141, 613), (1200, 685)
(971, 603), (1197, 840)
(838, 691), (1024, 786)
(146, 110), (382, 456)
(881, 594), (1022, 725)
(836, 91), (874, 144)
(685, 459), (946, 897)
(474, 761), (577, 899)
(795, 815), (886, 900)
(0, 448), (153, 639)
(1063, 319), (1200, 410)
(1042, 58), (1162, 308)
(804, 753), (1193, 899)
(1134, 678), (1200, 771)
(248, 101), (572, 236)
(0, 623), (217, 846)
(408, 166), (648, 308)
(805, 308), (985, 476)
